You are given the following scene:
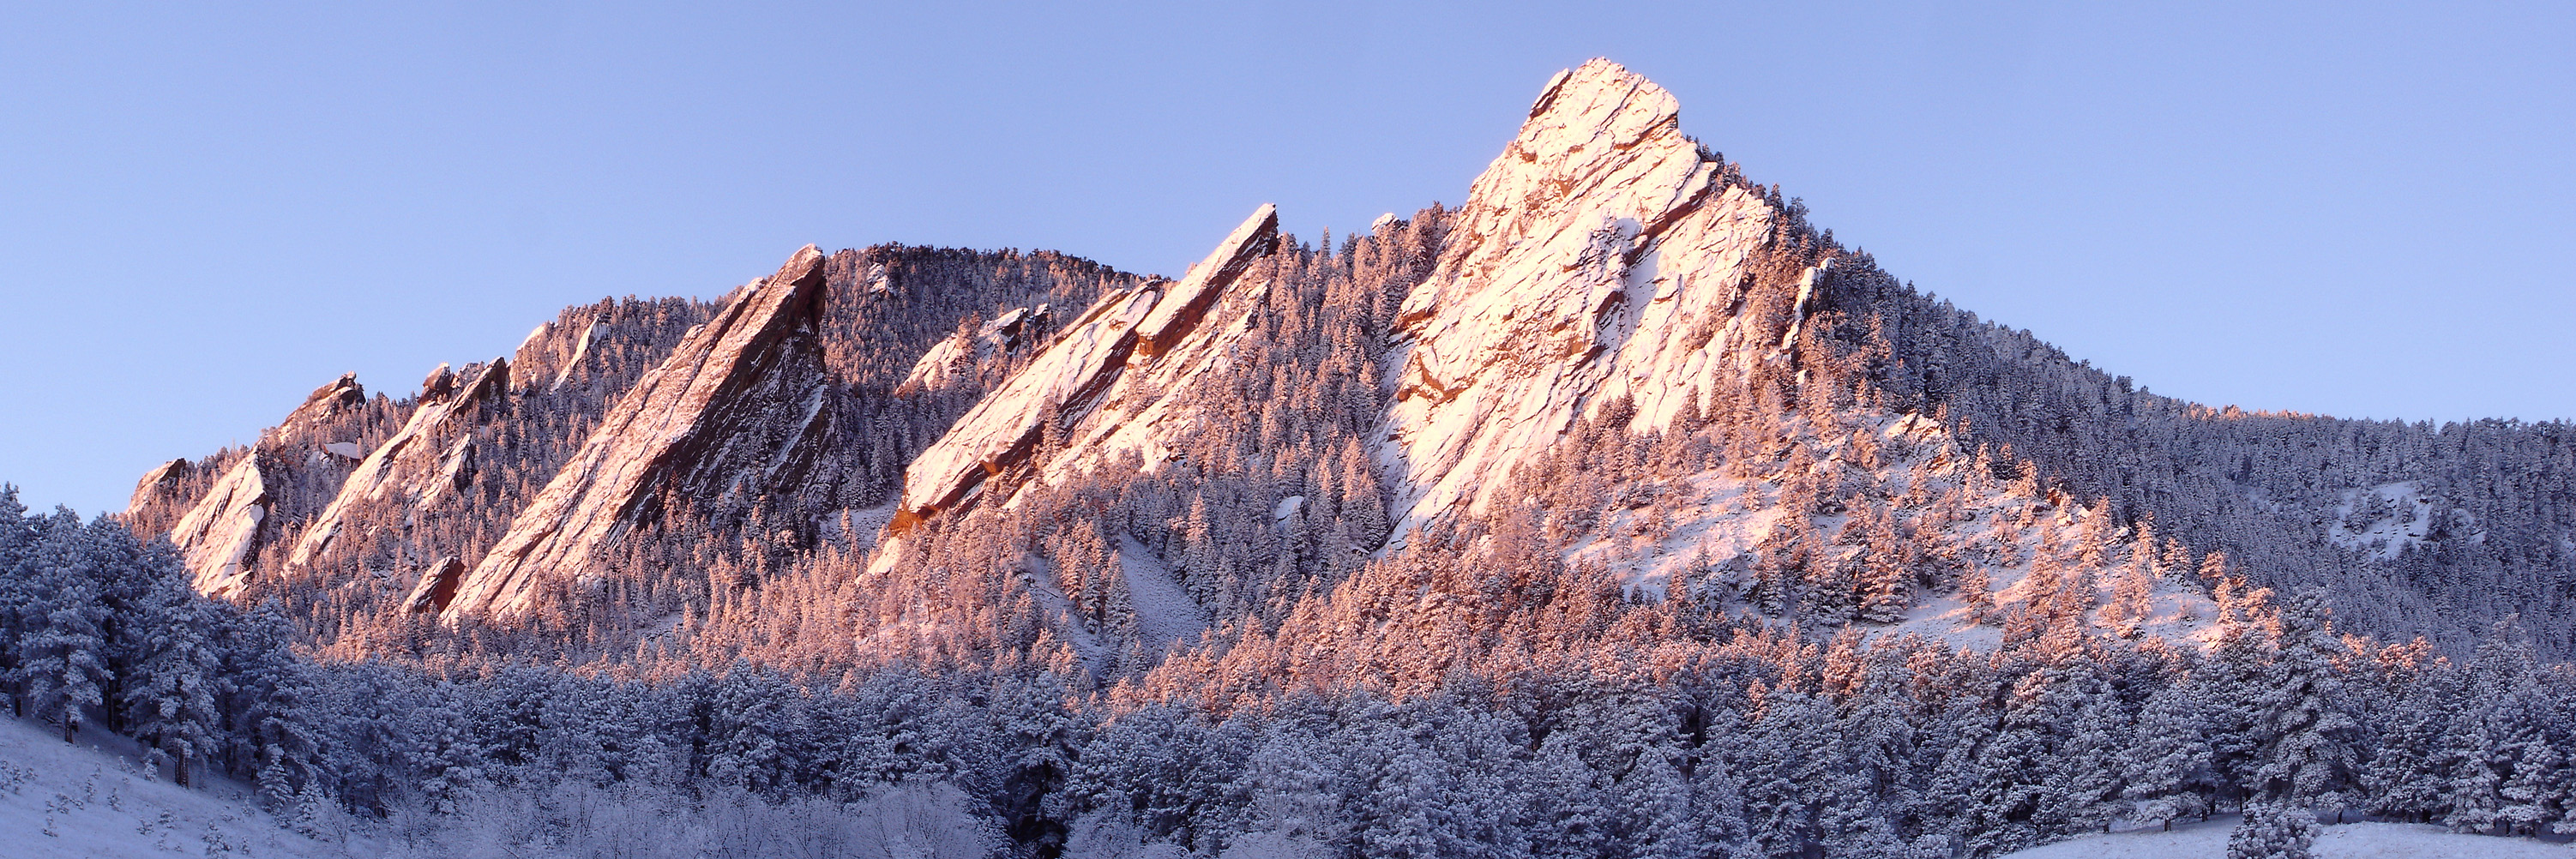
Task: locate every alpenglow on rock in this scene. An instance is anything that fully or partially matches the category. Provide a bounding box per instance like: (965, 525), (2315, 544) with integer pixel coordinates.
(288, 358), (509, 568)
(446, 245), (836, 619)
(159, 372), (373, 596)
(1376, 58), (1810, 544)
(890, 204), (1279, 534)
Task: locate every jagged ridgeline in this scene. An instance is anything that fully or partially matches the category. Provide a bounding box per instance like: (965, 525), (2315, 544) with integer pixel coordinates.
(126, 57), (2573, 674)
(124, 245), (1135, 652)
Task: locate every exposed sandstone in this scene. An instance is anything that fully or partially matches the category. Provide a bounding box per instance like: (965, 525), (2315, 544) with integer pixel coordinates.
(447, 246), (834, 619)
(1377, 58), (1803, 544)
(890, 206), (1276, 534)
(288, 358), (509, 567)
(403, 556), (466, 614)
(166, 454), (269, 598)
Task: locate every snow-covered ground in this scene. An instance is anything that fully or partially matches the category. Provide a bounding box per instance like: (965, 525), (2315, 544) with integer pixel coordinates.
(0, 714), (339, 858)
(2005, 815), (2574, 859)
(1118, 534), (1210, 655)
(2326, 481), (2441, 560)
(1568, 411), (2224, 651)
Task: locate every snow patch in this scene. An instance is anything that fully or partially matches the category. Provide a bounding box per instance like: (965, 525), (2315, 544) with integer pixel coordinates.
(2001, 814), (2573, 859)
(2326, 481), (2440, 560)
(1118, 535), (1208, 654)
(0, 716), (336, 858)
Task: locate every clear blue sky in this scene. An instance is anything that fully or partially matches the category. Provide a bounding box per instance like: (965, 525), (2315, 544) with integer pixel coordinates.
(3, 2), (2569, 516)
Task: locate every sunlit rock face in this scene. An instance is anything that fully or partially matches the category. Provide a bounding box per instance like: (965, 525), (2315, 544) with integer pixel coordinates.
(1379, 58), (1810, 543)
(161, 373), (373, 597)
(288, 358), (509, 568)
(448, 245), (836, 620)
(890, 205), (1279, 535)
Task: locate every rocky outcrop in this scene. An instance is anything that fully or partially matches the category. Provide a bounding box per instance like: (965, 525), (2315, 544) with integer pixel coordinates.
(447, 246), (835, 619)
(1377, 58), (1803, 543)
(894, 304), (1051, 396)
(403, 556), (466, 613)
(166, 454), (269, 598)
(288, 358), (509, 568)
(129, 459), (192, 508)
(890, 205), (1278, 534)
(157, 372), (376, 596)
(292, 374), (369, 429)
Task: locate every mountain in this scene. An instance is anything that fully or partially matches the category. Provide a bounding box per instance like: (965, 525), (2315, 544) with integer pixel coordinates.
(119, 61), (2576, 664)
(35, 57), (2576, 859)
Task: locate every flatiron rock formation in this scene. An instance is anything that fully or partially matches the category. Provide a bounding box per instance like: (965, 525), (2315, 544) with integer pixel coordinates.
(162, 373), (375, 595)
(890, 204), (1278, 534)
(1379, 58), (1807, 542)
(288, 358), (509, 567)
(447, 245), (836, 619)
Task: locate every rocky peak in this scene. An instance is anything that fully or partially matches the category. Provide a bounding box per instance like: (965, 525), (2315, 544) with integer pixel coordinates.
(289, 374), (367, 428)
(446, 245), (836, 619)
(287, 357), (509, 568)
(1377, 58), (1801, 543)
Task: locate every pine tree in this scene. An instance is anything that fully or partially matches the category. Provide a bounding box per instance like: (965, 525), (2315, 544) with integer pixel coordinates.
(2254, 590), (2359, 818)
(14, 514), (111, 743)
(2124, 680), (2216, 829)
(2227, 802), (2318, 859)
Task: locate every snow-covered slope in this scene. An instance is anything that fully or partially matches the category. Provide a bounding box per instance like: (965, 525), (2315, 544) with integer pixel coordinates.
(2002, 815), (2573, 859)
(0, 716), (335, 858)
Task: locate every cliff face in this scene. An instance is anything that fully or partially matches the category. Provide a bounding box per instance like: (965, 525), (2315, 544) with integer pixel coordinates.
(446, 245), (836, 619)
(288, 359), (509, 568)
(1378, 59), (1807, 544)
(160, 373), (375, 596)
(890, 205), (1279, 535)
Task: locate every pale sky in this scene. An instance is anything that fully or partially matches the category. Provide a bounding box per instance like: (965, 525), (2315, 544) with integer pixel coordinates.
(3, 1), (2569, 516)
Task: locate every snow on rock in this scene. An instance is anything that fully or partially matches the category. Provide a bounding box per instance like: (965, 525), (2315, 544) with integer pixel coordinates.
(891, 204), (1279, 536)
(1378, 58), (1794, 543)
(322, 442), (364, 460)
(2001, 814), (2573, 859)
(450, 246), (835, 620)
(288, 358), (509, 567)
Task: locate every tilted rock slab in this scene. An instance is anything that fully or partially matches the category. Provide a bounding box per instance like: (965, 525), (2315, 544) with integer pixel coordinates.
(162, 373), (370, 596)
(403, 556), (467, 614)
(287, 358), (509, 568)
(167, 454), (269, 598)
(890, 205), (1278, 535)
(1378, 58), (1810, 544)
(447, 246), (834, 619)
